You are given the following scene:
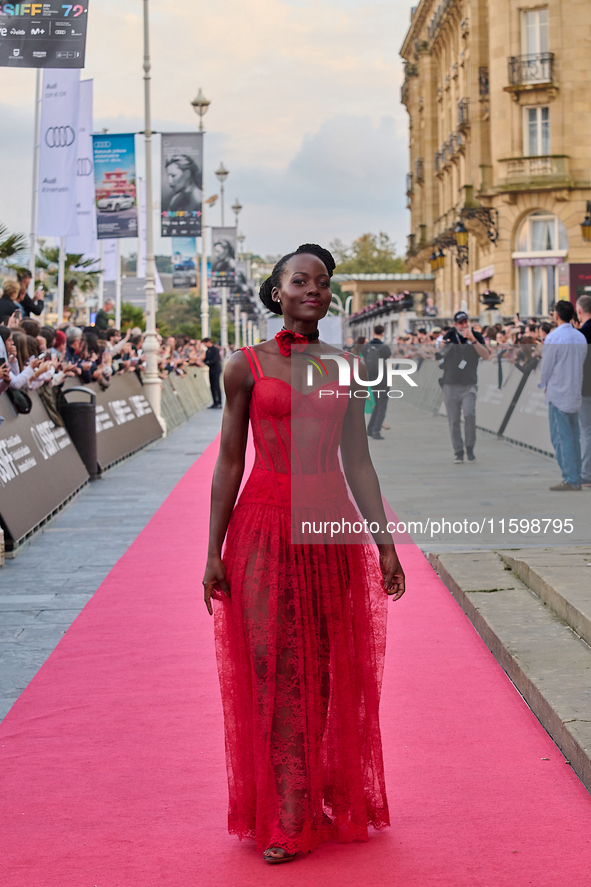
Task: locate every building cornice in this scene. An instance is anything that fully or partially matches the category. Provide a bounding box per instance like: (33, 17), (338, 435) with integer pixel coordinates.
(400, 0), (433, 58)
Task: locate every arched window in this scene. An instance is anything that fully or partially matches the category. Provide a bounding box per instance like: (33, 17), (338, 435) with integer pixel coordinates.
(513, 211), (568, 316)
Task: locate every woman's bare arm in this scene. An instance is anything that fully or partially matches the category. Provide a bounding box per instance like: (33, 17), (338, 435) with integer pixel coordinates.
(203, 351), (253, 613)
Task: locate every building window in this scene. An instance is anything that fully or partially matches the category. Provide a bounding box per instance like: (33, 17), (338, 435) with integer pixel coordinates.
(522, 8), (548, 57)
(514, 211), (568, 316)
(524, 106), (550, 156)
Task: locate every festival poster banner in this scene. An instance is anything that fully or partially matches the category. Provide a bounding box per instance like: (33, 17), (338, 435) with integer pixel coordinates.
(211, 227), (236, 286)
(161, 132), (203, 237)
(37, 67), (80, 236)
(92, 133), (138, 239)
(234, 258), (253, 298)
(66, 78), (98, 260)
(0, 2), (90, 68)
(171, 237), (197, 288)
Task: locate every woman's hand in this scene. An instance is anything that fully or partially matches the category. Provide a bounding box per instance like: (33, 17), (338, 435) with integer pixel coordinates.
(203, 555), (230, 615)
(378, 546), (405, 601)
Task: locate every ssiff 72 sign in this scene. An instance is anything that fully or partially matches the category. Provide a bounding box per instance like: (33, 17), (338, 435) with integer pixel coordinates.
(0, 3), (89, 69)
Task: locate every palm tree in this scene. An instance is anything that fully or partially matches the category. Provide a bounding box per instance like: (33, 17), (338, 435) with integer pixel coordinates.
(36, 246), (100, 310)
(0, 222), (28, 263)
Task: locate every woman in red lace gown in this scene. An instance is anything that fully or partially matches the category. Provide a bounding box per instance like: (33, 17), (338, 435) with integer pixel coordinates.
(203, 244), (405, 864)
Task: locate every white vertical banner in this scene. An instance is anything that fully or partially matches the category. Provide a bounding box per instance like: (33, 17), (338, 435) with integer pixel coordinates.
(102, 239), (120, 282)
(66, 79), (98, 259)
(137, 178), (164, 293)
(37, 69), (81, 237)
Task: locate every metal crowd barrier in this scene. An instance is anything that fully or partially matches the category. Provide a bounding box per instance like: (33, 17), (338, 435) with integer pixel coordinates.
(160, 367), (212, 432)
(401, 355), (554, 458)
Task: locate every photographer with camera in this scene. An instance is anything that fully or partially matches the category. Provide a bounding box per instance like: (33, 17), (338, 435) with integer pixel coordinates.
(438, 310), (490, 463)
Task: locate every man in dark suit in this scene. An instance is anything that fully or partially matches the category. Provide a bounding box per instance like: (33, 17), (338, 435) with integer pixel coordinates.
(362, 324), (391, 440)
(203, 337), (222, 408)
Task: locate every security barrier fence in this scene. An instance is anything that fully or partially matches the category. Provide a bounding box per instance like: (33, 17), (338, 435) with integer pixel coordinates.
(403, 355), (553, 458)
(0, 368), (212, 553)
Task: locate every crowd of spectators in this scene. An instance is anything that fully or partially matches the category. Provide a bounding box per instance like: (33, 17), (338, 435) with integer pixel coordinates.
(0, 291), (218, 422)
(349, 314), (556, 366)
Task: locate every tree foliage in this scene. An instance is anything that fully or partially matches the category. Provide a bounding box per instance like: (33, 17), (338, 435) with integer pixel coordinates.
(36, 246), (99, 309)
(121, 302), (145, 332)
(330, 233), (407, 274)
(0, 222), (28, 263)
(156, 291), (230, 341)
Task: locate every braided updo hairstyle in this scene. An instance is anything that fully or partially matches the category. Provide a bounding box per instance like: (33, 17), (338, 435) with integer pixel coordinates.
(259, 243), (336, 315)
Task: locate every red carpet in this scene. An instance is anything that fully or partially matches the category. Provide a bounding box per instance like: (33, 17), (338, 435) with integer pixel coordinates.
(2, 437), (591, 886)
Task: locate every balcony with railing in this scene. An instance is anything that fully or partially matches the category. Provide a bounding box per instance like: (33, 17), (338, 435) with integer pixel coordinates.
(406, 173), (413, 195)
(508, 53), (554, 87)
(479, 66), (489, 96)
(497, 154), (570, 190)
(434, 150), (443, 173)
(457, 98), (469, 129)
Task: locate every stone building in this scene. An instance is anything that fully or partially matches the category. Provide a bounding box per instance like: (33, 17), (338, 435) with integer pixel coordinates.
(400, 0), (591, 318)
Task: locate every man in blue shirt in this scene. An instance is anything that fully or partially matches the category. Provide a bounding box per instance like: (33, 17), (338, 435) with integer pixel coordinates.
(576, 295), (591, 486)
(540, 300), (587, 491)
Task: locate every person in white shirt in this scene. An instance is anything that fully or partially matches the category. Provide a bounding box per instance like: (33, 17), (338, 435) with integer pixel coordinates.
(539, 300), (587, 490)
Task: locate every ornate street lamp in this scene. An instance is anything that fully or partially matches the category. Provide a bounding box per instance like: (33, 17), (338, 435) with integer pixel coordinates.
(454, 220), (469, 268)
(191, 87), (210, 132)
(436, 248), (446, 269)
(231, 198), (243, 227)
(192, 88), (211, 337)
(581, 201), (591, 243)
(429, 251), (439, 272)
(215, 162), (229, 225)
(141, 0), (161, 424)
(454, 220), (468, 247)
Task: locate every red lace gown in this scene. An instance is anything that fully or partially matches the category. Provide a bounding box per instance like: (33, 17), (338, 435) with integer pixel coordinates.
(213, 345), (390, 855)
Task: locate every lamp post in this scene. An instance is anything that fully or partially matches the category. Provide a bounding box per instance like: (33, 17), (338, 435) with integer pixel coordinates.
(142, 0), (162, 426)
(191, 88), (211, 337)
(231, 198), (242, 228)
(454, 220), (469, 268)
(237, 232), (245, 261)
(191, 88), (210, 131)
(229, 201), (243, 349)
(215, 162), (229, 225)
(215, 163), (229, 351)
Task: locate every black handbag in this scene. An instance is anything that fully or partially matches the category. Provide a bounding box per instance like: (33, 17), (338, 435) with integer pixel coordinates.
(6, 387), (33, 415)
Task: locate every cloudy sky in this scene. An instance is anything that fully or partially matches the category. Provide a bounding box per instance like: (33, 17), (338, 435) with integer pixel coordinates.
(0, 0), (413, 258)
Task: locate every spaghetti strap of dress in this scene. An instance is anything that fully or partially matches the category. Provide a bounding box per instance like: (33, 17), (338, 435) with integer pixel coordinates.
(241, 346), (265, 379)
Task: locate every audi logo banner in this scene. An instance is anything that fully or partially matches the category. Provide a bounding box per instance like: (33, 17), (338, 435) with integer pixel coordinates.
(37, 69), (81, 238)
(45, 125), (76, 148)
(0, 3), (89, 69)
(66, 79), (100, 261)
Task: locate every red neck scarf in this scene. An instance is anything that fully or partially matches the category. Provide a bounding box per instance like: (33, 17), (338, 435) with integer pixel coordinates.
(275, 328), (317, 357)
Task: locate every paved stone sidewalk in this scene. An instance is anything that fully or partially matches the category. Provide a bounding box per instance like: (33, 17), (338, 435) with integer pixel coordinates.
(0, 408), (222, 721)
(370, 400), (590, 549)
